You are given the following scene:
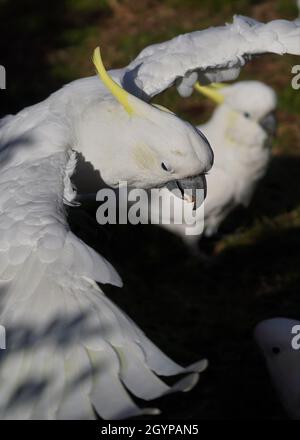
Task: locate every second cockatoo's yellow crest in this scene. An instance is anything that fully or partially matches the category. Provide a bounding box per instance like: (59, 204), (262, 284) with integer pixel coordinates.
(194, 82), (226, 105)
(92, 46), (134, 115)
(210, 83), (227, 90)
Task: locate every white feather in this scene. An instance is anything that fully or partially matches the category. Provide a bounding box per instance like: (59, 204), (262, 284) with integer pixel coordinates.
(124, 16), (300, 98)
(0, 151), (205, 419)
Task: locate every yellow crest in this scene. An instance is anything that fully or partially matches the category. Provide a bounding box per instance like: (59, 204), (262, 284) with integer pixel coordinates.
(194, 82), (226, 105)
(92, 46), (134, 115)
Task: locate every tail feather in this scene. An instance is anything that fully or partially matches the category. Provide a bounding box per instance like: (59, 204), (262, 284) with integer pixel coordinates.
(88, 346), (159, 419)
(118, 343), (202, 400)
(0, 223), (207, 420)
(56, 347), (94, 420)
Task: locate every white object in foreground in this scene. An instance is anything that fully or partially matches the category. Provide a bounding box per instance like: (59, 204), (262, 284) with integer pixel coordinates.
(255, 318), (300, 419)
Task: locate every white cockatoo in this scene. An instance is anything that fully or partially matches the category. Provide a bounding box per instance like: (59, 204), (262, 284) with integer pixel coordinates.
(255, 318), (300, 419)
(198, 80), (277, 237)
(145, 80), (277, 246)
(0, 16), (299, 420)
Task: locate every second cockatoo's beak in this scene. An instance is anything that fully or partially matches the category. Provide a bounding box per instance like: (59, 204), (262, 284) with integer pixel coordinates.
(194, 82), (226, 105)
(260, 112), (277, 137)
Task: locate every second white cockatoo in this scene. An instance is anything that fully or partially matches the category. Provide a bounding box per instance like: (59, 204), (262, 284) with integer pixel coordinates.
(0, 16), (299, 419)
(255, 318), (300, 419)
(198, 80), (277, 237)
(144, 80), (277, 246)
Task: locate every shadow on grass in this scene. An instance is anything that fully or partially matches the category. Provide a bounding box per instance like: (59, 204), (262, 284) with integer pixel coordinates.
(251, 155), (300, 217)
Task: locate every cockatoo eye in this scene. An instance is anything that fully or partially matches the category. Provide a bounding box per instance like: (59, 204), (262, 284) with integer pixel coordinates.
(244, 112), (251, 119)
(272, 346), (281, 355)
(161, 161), (173, 172)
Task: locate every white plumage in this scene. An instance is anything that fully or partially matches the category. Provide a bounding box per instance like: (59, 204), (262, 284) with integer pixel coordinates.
(202, 81), (277, 236)
(146, 80), (277, 243)
(0, 16), (300, 419)
(255, 318), (300, 419)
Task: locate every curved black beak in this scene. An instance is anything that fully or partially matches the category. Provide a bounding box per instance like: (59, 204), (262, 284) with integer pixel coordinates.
(260, 112), (277, 137)
(164, 174), (207, 210)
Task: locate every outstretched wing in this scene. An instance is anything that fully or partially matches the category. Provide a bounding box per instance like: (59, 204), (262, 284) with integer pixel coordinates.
(121, 16), (300, 98)
(0, 145), (207, 420)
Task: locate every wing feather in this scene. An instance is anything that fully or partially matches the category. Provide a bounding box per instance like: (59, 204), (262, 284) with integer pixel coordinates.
(123, 16), (300, 98)
(0, 148), (207, 419)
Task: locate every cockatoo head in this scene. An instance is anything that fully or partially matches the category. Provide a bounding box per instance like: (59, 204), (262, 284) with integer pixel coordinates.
(75, 47), (213, 208)
(195, 81), (277, 148)
(254, 318), (300, 419)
